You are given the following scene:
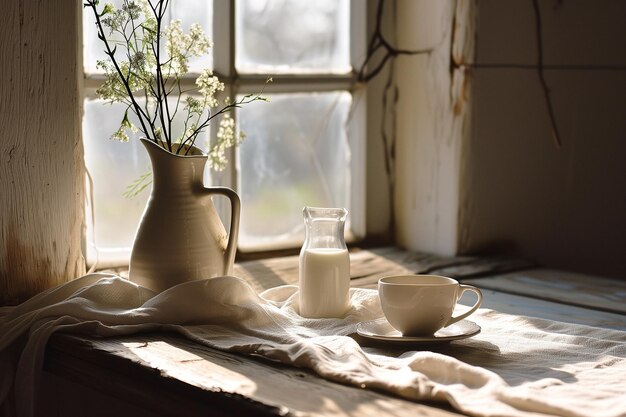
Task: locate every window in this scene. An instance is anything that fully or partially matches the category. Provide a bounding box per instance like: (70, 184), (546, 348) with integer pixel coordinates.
(83, 0), (366, 266)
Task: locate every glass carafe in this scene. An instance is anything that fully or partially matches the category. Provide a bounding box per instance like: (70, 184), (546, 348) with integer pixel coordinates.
(299, 207), (350, 318)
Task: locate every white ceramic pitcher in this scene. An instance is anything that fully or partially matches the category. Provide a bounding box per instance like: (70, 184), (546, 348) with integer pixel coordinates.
(129, 138), (240, 293)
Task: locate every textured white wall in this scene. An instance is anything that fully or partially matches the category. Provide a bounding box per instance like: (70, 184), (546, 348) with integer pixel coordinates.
(394, 0), (474, 255)
(0, 1), (85, 305)
(459, 0), (626, 278)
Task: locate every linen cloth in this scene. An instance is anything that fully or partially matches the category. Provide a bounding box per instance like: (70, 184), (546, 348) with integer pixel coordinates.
(1, 273), (625, 417)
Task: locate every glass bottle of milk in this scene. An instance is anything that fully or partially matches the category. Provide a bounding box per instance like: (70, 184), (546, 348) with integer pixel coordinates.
(299, 206), (350, 318)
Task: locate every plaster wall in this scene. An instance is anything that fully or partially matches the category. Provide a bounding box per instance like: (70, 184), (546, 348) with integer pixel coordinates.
(459, 0), (626, 278)
(394, 0), (474, 255)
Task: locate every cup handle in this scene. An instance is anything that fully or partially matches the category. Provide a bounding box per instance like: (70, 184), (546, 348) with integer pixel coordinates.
(446, 285), (483, 326)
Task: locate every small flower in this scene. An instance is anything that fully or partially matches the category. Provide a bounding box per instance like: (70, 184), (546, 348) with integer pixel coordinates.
(111, 126), (130, 142)
(102, 3), (115, 15)
(131, 51), (146, 67)
(87, 0), (264, 165)
(188, 23), (212, 56)
(101, 6), (127, 33)
(196, 69), (224, 108)
(208, 114), (245, 170)
(110, 109), (137, 142)
(122, 1), (141, 20)
(164, 20), (189, 73)
(184, 96), (202, 114)
(137, 0), (152, 18)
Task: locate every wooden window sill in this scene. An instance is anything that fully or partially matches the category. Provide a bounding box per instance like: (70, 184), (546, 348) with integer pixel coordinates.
(39, 247), (626, 417)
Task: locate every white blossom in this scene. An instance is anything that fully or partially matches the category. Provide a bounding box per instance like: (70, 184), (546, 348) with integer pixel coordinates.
(86, 0), (266, 165)
(196, 69), (224, 108)
(208, 114), (245, 170)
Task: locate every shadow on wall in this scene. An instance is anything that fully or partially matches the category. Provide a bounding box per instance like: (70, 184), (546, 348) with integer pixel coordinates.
(459, 0), (626, 279)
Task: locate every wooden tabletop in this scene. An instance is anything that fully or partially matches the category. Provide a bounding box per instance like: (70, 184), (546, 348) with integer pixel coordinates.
(40, 248), (626, 417)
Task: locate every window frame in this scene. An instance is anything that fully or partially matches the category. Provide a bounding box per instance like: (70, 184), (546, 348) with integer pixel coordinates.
(82, 0), (369, 264)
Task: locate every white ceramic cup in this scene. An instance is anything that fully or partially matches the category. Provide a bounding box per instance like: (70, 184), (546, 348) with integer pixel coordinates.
(378, 274), (483, 336)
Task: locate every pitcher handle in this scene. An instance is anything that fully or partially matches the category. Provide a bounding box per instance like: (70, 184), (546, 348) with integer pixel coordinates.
(203, 187), (240, 275)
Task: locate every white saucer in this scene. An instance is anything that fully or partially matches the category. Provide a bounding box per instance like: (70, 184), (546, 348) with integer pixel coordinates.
(356, 318), (481, 344)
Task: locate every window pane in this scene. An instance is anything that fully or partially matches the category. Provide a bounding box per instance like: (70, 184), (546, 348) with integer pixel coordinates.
(83, 99), (150, 264)
(238, 91), (352, 250)
(83, 98), (211, 265)
(83, 0), (213, 74)
(236, 0), (351, 74)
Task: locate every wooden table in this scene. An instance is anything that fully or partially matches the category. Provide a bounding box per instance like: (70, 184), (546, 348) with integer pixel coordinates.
(38, 248), (626, 417)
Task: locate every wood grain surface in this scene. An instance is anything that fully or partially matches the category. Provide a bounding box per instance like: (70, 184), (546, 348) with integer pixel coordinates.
(42, 248), (626, 417)
(234, 247), (535, 293)
(465, 268), (626, 314)
(45, 333), (459, 417)
(0, 1), (85, 306)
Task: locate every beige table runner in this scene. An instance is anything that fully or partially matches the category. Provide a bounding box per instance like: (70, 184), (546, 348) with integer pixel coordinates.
(1, 273), (625, 417)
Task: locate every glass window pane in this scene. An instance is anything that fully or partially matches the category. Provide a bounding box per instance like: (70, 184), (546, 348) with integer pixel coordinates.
(83, 0), (213, 74)
(238, 91), (352, 250)
(83, 98), (211, 265)
(236, 0), (351, 74)
(83, 99), (150, 265)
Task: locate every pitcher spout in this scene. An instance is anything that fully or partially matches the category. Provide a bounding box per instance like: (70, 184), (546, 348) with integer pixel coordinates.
(140, 137), (205, 159)
(139, 138), (207, 194)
